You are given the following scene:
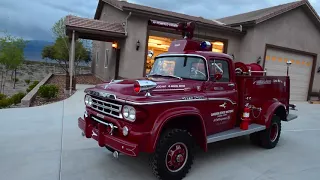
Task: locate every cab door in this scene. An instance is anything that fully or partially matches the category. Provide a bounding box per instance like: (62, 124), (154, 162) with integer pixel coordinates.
(204, 58), (238, 135)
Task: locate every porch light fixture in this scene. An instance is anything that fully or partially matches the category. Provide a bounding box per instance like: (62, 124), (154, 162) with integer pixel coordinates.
(136, 40), (140, 51)
(112, 42), (118, 49)
(286, 60), (292, 76)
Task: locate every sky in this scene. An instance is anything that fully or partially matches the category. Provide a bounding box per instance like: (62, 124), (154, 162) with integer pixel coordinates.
(1, 0), (319, 41)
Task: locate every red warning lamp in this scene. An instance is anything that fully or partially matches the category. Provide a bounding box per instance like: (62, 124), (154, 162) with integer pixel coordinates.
(134, 81), (141, 93)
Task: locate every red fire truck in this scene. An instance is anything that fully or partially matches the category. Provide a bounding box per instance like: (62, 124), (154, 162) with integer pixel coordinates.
(78, 20), (297, 180)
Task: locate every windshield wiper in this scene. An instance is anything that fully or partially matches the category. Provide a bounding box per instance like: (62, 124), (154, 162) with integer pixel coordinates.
(147, 74), (183, 80)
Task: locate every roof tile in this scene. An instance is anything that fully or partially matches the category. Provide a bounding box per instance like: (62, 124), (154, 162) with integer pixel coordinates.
(217, 1), (304, 25)
(66, 15), (125, 34)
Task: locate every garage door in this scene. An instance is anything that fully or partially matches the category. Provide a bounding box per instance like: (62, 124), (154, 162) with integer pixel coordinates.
(265, 47), (313, 101)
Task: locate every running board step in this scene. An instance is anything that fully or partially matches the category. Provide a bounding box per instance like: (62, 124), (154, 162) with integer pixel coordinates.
(207, 123), (266, 144)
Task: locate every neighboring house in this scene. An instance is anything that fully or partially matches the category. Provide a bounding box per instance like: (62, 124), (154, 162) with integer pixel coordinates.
(65, 0), (320, 101)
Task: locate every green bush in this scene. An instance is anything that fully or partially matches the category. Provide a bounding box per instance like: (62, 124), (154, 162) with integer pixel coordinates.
(0, 93), (6, 100)
(0, 98), (13, 109)
(38, 85), (58, 99)
(10, 92), (25, 105)
(26, 81), (39, 93)
(25, 79), (31, 84)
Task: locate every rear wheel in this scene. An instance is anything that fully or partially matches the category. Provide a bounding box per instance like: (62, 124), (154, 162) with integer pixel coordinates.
(150, 129), (195, 180)
(254, 115), (281, 149)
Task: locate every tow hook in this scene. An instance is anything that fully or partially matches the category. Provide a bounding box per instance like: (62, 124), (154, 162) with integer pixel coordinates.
(113, 151), (119, 159)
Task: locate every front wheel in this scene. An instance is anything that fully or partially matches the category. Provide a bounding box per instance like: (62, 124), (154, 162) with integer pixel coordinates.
(150, 129), (195, 180)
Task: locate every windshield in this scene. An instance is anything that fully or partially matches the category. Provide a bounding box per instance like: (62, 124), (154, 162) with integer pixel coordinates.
(149, 56), (207, 81)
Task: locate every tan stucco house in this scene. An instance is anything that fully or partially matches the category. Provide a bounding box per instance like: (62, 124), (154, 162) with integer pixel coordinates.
(65, 0), (320, 101)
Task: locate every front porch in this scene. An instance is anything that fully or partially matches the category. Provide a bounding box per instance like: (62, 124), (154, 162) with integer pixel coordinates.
(65, 15), (127, 94)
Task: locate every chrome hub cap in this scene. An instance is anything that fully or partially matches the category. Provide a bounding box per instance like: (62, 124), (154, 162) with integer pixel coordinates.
(165, 142), (188, 172)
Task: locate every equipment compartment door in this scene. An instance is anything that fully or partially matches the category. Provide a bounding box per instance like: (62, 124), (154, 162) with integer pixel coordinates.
(204, 58), (238, 135)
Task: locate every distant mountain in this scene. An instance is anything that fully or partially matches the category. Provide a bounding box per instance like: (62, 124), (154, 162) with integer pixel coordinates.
(23, 40), (90, 66)
(24, 40), (54, 62)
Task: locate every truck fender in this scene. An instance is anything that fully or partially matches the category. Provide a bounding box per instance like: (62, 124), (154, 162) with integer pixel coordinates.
(259, 101), (286, 128)
(149, 106), (207, 152)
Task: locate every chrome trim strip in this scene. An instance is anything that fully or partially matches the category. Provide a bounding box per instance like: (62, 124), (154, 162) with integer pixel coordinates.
(152, 88), (185, 92)
(125, 98), (206, 105)
(92, 116), (113, 126)
(124, 97), (236, 106)
(207, 124), (266, 144)
(208, 98), (237, 105)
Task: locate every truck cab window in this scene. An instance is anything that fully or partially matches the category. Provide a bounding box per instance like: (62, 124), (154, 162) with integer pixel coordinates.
(209, 60), (230, 82)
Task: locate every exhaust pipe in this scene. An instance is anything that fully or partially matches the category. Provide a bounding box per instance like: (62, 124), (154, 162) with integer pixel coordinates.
(113, 151), (119, 159)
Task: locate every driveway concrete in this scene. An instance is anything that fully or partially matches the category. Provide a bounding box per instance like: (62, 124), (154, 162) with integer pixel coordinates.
(0, 87), (319, 180)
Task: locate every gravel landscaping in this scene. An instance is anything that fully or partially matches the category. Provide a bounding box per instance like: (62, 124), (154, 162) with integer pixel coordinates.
(31, 74), (103, 107)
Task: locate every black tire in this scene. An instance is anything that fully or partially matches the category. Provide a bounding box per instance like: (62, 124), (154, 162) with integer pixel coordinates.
(259, 115), (281, 149)
(105, 146), (115, 153)
(150, 129), (195, 180)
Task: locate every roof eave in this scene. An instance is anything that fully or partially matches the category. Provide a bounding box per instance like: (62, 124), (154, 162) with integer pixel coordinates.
(122, 7), (245, 35)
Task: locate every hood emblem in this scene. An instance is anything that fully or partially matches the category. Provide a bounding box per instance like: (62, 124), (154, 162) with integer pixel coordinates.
(197, 86), (201, 91)
(219, 102), (227, 109)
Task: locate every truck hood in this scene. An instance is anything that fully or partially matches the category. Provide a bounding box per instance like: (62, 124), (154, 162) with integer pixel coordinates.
(86, 77), (203, 101)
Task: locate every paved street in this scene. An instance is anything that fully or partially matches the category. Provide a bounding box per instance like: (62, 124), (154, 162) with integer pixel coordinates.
(0, 86), (319, 180)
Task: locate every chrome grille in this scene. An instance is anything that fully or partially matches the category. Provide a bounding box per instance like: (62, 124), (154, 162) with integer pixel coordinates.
(91, 97), (122, 119)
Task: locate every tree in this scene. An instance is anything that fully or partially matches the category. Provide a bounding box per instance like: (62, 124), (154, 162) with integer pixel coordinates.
(0, 33), (27, 92)
(42, 17), (91, 75)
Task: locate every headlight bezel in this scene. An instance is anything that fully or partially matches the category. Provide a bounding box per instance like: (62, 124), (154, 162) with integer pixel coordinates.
(122, 105), (136, 122)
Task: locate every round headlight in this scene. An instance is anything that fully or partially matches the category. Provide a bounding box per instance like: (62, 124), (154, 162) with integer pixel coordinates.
(122, 105), (136, 121)
(123, 106), (129, 118)
(128, 107), (136, 120)
(84, 95), (92, 106)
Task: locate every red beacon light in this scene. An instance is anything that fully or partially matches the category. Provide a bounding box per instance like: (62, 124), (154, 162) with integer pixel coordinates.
(133, 80), (157, 94)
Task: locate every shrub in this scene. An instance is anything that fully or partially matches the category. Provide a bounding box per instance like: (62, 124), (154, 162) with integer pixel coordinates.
(38, 85), (58, 99)
(0, 98), (13, 109)
(26, 81), (40, 93)
(10, 92), (26, 105)
(0, 93), (6, 100)
(25, 79), (31, 84)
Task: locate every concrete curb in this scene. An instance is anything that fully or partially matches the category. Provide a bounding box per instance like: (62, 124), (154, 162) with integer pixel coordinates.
(21, 73), (53, 107)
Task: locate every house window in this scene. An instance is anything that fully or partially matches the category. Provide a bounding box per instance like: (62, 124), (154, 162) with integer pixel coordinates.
(104, 49), (109, 68)
(96, 51), (99, 66)
(212, 41), (224, 53)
